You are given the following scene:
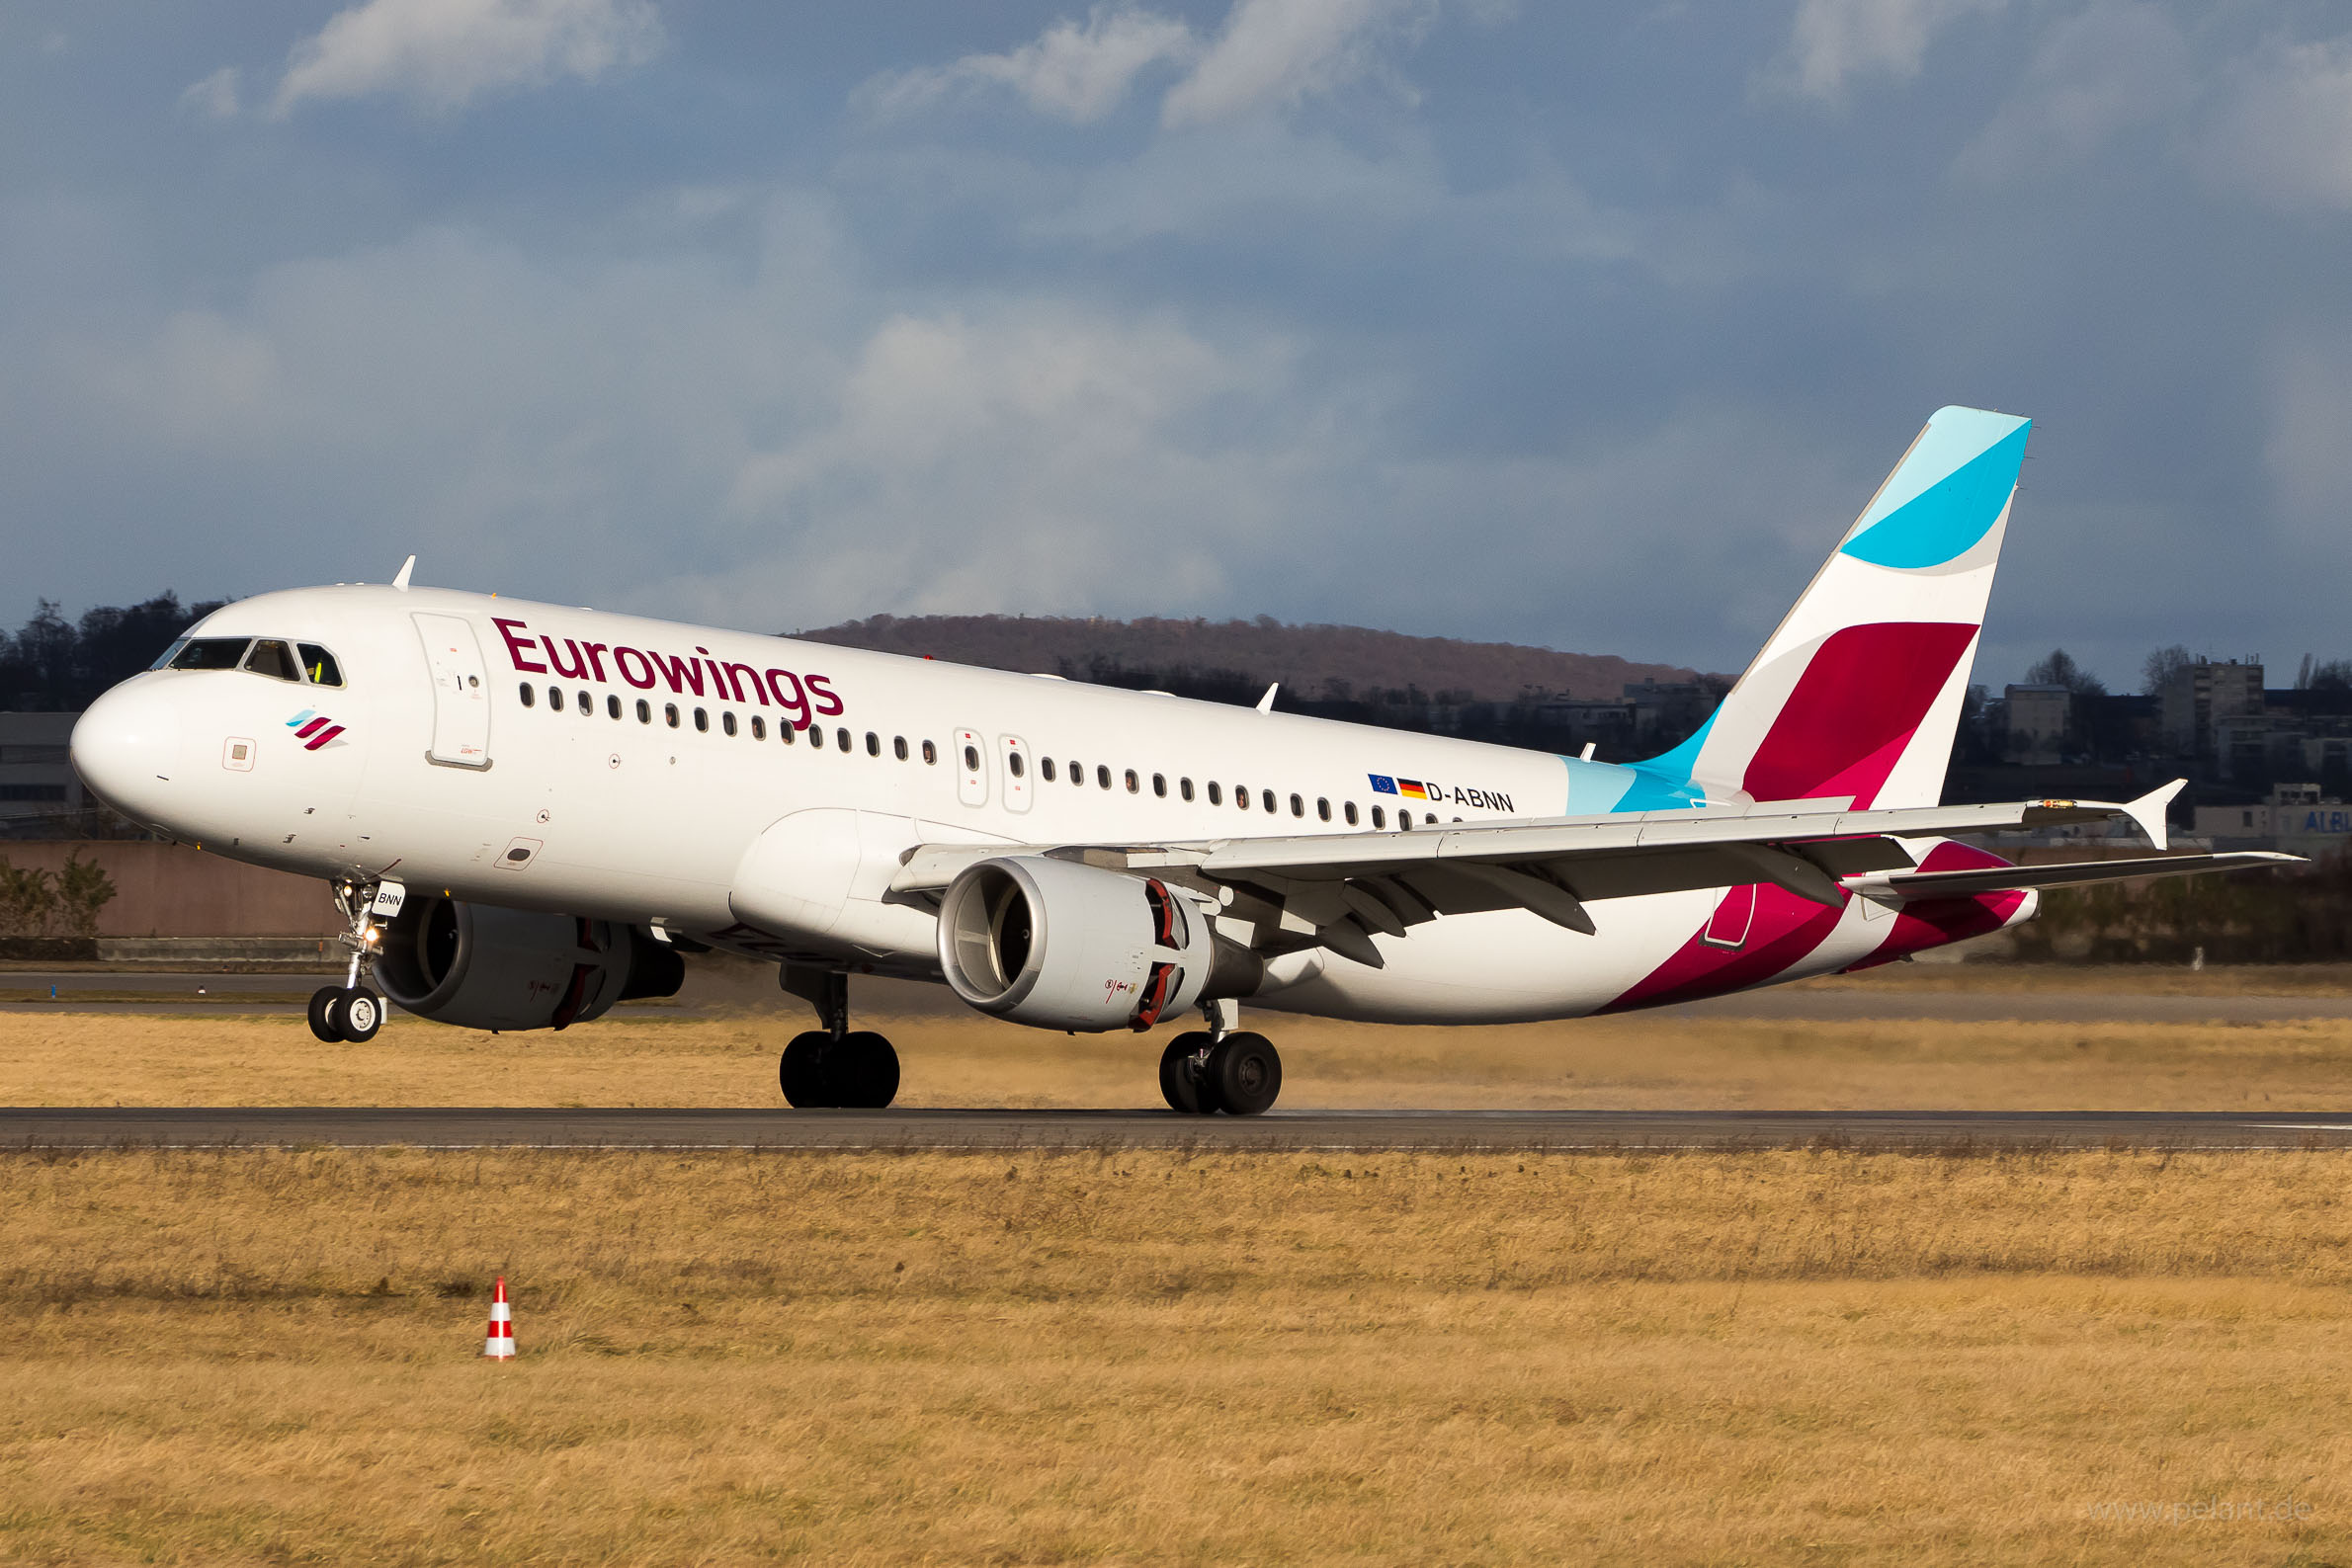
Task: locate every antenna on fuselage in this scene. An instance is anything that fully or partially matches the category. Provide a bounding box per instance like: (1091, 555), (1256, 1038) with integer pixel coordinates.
(1256, 683), (1278, 714)
(391, 554), (416, 591)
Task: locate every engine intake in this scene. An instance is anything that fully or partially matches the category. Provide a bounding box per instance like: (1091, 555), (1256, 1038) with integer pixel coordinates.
(376, 896), (684, 1032)
(938, 856), (1218, 1032)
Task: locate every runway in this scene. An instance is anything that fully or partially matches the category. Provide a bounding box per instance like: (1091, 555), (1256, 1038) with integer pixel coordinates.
(7, 1107), (2352, 1150)
(8, 970), (2352, 1022)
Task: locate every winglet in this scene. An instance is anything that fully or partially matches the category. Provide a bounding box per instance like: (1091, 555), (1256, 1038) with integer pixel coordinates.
(1256, 683), (1278, 714)
(392, 554), (416, 591)
(2122, 779), (2186, 852)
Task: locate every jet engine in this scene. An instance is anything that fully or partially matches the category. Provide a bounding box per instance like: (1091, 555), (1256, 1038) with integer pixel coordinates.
(375, 896), (684, 1032)
(937, 855), (1220, 1032)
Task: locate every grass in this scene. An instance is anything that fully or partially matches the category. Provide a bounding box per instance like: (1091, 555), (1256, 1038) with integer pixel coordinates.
(2, 1146), (2348, 1565)
(7, 1005), (2352, 1110)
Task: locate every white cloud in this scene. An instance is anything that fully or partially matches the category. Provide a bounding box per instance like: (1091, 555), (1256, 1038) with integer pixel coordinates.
(1955, 3), (2193, 182)
(1766, 0), (2005, 106)
(864, 6), (1198, 124)
(1161, 0), (1422, 127)
(179, 66), (243, 121)
(2198, 36), (2352, 211)
(271, 0), (664, 117)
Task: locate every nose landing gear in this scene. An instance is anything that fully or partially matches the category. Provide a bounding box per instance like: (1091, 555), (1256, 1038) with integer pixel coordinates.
(777, 964), (900, 1110)
(1159, 1000), (1281, 1115)
(307, 877), (390, 1044)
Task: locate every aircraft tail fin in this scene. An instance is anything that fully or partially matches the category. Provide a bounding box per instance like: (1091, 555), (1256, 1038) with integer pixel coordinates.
(1636, 405), (2030, 810)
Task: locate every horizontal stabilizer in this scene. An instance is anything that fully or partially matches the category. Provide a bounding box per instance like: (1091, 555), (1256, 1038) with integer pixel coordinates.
(1848, 851), (2302, 902)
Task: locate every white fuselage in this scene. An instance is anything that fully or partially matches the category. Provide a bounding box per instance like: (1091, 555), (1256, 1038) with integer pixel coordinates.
(70, 585), (1987, 1026)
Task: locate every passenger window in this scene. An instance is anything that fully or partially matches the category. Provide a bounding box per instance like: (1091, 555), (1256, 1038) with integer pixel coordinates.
(893, 736), (907, 761)
(866, 731), (880, 757)
(782, 721), (798, 745)
(547, 686), (562, 709)
(1180, 778), (1194, 801)
(665, 703), (680, 728)
(810, 723), (825, 748)
(752, 715), (766, 740)
(571, 690), (586, 715)
(636, 700), (651, 724)
(722, 711), (737, 737)
(1264, 789), (1277, 814)
(243, 639), (303, 683)
(922, 739), (936, 764)
(837, 727), (851, 752)
(1316, 797), (1330, 821)
(963, 743), (980, 772)
(1207, 782), (1221, 805)
(1343, 800), (1358, 826)
(1399, 811), (1413, 830)
(1009, 751), (1027, 779)
(297, 644), (344, 687)
(520, 683), (537, 708)
(1290, 793), (1304, 817)
(1151, 774), (1166, 797)
(168, 637), (250, 671)
(1042, 757), (1056, 783)
(1237, 785), (1250, 810)
(1372, 804), (1386, 829)
(1125, 770), (1139, 793)
(607, 695), (622, 719)
(1069, 761), (1083, 786)
(1098, 766), (1112, 790)
(694, 708), (710, 732)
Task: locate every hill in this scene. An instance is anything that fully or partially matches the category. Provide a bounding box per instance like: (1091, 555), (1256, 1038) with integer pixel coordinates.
(791, 614), (1712, 705)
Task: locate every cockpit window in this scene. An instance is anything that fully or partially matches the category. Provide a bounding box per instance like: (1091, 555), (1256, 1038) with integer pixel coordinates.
(149, 639), (187, 670)
(298, 643), (344, 687)
(167, 637), (251, 671)
(243, 639), (303, 683)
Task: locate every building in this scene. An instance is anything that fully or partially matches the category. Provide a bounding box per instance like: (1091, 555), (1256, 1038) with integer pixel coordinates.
(0, 712), (84, 836)
(2159, 659), (2263, 757)
(2002, 683), (2071, 765)
(2194, 782), (2352, 857)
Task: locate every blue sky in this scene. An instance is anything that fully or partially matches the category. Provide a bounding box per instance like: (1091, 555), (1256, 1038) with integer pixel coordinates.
(4, 0), (2349, 690)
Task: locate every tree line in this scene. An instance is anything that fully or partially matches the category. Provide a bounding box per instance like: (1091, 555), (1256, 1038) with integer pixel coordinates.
(0, 595), (227, 711)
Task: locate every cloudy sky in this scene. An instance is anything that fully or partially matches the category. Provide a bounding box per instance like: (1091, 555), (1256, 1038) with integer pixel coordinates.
(4, 0), (2349, 689)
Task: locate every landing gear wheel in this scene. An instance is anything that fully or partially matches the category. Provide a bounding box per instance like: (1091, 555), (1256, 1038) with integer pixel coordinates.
(779, 1030), (901, 1110)
(779, 1031), (832, 1109)
(323, 988), (383, 1043)
(831, 1031), (900, 1110)
(1159, 1032), (1216, 1114)
(307, 986), (342, 1044)
(1207, 1032), (1281, 1115)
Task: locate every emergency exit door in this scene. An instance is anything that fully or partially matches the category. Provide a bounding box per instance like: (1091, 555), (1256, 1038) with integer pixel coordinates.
(414, 613), (492, 769)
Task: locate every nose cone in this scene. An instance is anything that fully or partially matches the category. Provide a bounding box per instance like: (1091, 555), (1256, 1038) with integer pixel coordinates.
(72, 678), (185, 825)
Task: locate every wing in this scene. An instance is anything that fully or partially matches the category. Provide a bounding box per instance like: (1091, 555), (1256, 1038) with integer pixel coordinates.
(888, 780), (2298, 969)
(1846, 852), (2299, 902)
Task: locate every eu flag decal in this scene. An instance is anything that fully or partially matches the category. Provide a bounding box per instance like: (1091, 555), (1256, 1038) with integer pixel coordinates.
(1368, 774), (1398, 794)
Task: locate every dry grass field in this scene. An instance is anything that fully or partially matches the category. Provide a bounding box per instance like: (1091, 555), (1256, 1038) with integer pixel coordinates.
(7, 992), (2352, 1110)
(7, 969), (2351, 1562)
(3, 1146), (2349, 1565)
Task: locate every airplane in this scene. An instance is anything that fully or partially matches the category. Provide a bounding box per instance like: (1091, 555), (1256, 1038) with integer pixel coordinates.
(69, 405), (2296, 1114)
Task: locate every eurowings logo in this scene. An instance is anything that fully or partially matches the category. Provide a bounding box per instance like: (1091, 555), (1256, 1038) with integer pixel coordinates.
(287, 708), (347, 751)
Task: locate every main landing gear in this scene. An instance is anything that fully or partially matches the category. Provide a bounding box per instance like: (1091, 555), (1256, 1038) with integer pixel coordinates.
(778, 965), (900, 1110)
(307, 876), (388, 1044)
(1159, 1001), (1281, 1116)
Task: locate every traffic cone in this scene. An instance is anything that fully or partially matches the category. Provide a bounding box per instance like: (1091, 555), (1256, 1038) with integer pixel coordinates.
(480, 1276), (516, 1361)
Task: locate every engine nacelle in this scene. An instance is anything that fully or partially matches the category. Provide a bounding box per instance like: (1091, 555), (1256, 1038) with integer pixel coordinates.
(938, 856), (1215, 1032)
(375, 896), (685, 1032)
